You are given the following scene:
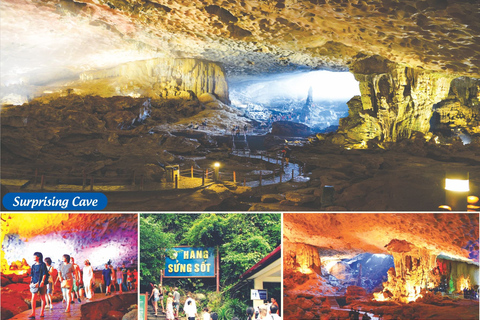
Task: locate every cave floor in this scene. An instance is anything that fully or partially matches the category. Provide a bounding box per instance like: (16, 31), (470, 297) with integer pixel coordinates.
(8, 291), (132, 320)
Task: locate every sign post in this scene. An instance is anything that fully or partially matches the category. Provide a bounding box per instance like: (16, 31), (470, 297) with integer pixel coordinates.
(164, 247), (216, 278)
(216, 246), (220, 293)
(139, 293), (148, 320)
(251, 289), (268, 301)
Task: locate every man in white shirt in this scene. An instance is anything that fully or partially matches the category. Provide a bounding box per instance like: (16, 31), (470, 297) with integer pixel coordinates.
(184, 293), (198, 320)
(269, 305), (281, 320)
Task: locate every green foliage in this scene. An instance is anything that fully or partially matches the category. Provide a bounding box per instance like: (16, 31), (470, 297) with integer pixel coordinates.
(184, 214), (229, 247)
(140, 215), (175, 287)
(142, 213), (281, 298)
(216, 305), (234, 320)
(221, 234), (272, 283)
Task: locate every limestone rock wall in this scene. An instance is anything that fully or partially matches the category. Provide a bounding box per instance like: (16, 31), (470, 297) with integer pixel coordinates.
(284, 242), (321, 275)
(431, 77), (480, 135)
(72, 58), (229, 104)
(338, 56), (453, 146)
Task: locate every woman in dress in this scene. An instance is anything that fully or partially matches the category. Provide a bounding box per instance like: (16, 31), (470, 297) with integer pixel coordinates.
(83, 260), (94, 300)
(165, 292), (175, 320)
(57, 254), (74, 313)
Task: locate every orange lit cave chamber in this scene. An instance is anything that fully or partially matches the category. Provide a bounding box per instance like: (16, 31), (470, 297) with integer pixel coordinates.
(373, 240), (479, 303)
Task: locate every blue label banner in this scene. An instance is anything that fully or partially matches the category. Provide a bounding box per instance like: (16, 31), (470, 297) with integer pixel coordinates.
(2, 193), (108, 211)
(164, 247), (215, 278)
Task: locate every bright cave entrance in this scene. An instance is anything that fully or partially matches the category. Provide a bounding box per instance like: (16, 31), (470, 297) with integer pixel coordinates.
(229, 70), (360, 133)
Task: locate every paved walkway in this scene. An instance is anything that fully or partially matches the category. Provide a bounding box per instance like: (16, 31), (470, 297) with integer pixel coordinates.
(231, 151), (308, 187)
(9, 292), (133, 320)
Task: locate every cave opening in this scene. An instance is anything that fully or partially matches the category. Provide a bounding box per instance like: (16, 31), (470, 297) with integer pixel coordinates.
(229, 70), (360, 132)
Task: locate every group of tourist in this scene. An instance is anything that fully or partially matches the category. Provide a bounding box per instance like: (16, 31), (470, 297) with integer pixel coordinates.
(186, 119), (209, 130)
(28, 251), (135, 319)
(148, 285), (281, 320)
(101, 263), (137, 295)
(463, 287), (479, 300)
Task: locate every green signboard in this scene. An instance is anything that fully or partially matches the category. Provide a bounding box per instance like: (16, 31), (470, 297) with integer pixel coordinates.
(139, 294), (147, 320)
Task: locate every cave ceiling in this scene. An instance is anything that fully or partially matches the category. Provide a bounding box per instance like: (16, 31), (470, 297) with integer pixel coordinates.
(2, 0), (480, 92)
(284, 213), (479, 264)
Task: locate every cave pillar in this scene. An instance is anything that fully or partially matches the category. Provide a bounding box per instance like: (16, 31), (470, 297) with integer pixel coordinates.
(338, 56), (454, 147)
(285, 242), (321, 275)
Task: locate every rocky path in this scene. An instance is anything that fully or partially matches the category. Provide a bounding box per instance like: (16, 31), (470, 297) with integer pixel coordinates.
(9, 291), (133, 320)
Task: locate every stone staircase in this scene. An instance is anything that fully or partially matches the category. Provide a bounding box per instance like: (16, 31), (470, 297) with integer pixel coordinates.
(232, 135), (249, 153)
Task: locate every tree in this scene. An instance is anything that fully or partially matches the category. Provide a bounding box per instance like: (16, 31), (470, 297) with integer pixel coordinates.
(140, 215), (175, 287)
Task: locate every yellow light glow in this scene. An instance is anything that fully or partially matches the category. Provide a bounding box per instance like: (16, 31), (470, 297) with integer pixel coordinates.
(445, 178), (469, 192)
(298, 266), (313, 274)
(459, 276), (471, 291)
(373, 292), (387, 301)
(467, 196), (479, 204)
(214, 162), (220, 168)
(438, 205), (452, 211)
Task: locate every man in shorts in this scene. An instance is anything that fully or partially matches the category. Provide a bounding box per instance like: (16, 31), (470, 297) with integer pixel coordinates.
(71, 257), (82, 303)
(102, 264), (112, 295)
(173, 287), (180, 317)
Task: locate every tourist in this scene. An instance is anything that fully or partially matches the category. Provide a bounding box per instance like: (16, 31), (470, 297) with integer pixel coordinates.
(109, 265), (116, 293)
(133, 269), (138, 291)
(83, 260), (94, 300)
(44, 257), (56, 310)
(159, 284), (165, 313)
(116, 267), (123, 293)
(269, 305), (281, 320)
(166, 292), (175, 320)
(127, 269), (133, 290)
(102, 264), (112, 295)
(246, 307), (254, 320)
(71, 257), (82, 303)
(58, 254), (74, 313)
(210, 312), (218, 320)
(184, 293), (198, 320)
(28, 252), (48, 319)
(202, 307), (211, 320)
(270, 297), (279, 315)
(173, 287), (180, 316)
(150, 284), (160, 316)
(121, 264), (128, 291)
(258, 305), (267, 319)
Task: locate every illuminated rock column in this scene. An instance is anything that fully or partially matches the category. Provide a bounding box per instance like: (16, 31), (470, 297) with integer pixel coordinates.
(285, 242), (321, 275)
(339, 56), (454, 146)
(375, 239), (438, 303)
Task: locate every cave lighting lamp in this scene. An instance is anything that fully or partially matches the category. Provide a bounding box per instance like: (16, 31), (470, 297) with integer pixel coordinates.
(467, 195), (479, 204)
(214, 162), (220, 168)
(445, 174), (469, 192)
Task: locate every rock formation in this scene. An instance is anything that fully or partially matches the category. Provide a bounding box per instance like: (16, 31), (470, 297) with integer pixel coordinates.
(71, 58), (230, 104)
(337, 56), (454, 146)
(284, 242), (321, 275)
(431, 77), (480, 137)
